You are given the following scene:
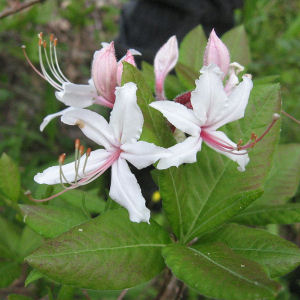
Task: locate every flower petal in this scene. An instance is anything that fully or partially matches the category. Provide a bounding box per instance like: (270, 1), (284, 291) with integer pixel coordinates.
(121, 141), (167, 169)
(191, 64), (228, 126)
(203, 29), (230, 77)
(154, 36), (178, 100)
(203, 130), (249, 172)
(34, 149), (111, 185)
(209, 74), (253, 130)
(61, 108), (117, 149)
(55, 82), (97, 108)
(40, 107), (75, 132)
(150, 101), (201, 136)
(109, 158), (150, 223)
(157, 136), (202, 169)
(91, 42), (117, 104)
(109, 82), (143, 144)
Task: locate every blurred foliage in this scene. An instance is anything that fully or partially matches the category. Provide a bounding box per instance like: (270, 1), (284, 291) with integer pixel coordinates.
(0, 0), (299, 299)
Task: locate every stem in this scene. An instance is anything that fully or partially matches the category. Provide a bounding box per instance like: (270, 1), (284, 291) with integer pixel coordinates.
(281, 110), (300, 125)
(117, 289), (128, 300)
(0, 0), (45, 19)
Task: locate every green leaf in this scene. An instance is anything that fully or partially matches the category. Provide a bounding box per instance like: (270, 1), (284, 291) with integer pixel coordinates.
(0, 216), (21, 259)
(52, 187), (106, 214)
(122, 62), (175, 148)
(141, 61), (155, 93)
(163, 243), (280, 300)
(25, 269), (44, 287)
(57, 285), (76, 300)
(0, 261), (22, 288)
(164, 74), (186, 100)
(159, 83), (281, 242)
(233, 203), (300, 225)
(0, 153), (20, 202)
(18, 226), (44, 258)
(176, 25), (206, 89)
(253, 144), (300, 206)
(26, 209), (170, 290)
(20, 204), (88, 238)
(199, 224), (300, 278)
(222, 25), (251, 66)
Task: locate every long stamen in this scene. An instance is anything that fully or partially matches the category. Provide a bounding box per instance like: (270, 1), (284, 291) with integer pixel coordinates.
(83, 148), (91, 174)
(59, 153), (71, 188)
(74, 139), (81, 183)
(53, 38), (71, 83)
(281, 110), (300, 125)
(21, 45), (46, 80)
(38, 38), (63, 90)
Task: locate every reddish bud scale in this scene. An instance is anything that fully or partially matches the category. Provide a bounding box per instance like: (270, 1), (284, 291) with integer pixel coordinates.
(174, 91), (192, 109)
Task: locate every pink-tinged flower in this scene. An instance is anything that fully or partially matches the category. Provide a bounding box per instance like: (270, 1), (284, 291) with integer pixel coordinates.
(204, 29), (230, 77)
(154, 36), (178, 100)
(32, 83), (167, 223)
(22, 34), (139, 131)
(150, 64), (255, 171)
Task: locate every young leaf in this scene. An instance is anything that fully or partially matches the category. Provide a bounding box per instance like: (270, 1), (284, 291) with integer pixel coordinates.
(232, 203), (300, 225)
(7, 294), (33, 300)
(25, 269), (44, 287)
(0, 153), (20, 202)
(163, 243), (280, 300)
(20, 205), (88, 238)
(26, 209), (171, 290)
(222, 25), (251, 66)
(122, 62), (175, 148)
(176, 25), (207, 89)
(199, 224), (300, 278)
(158, 83), (281, 242)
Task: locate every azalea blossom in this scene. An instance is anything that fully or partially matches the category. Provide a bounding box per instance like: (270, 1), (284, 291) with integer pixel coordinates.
(22, 33), (139, 131)
(150, 64), (253, 171)
(33, 82), (166, 223)
(175, 29), (244, 107)
(154, 35), (178, 100)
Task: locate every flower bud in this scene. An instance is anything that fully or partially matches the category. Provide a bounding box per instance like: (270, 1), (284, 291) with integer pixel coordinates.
(203, 29), (230, 78)
(92, 42), (118, 104)
(116, 50), (137, 86)
(154, 35), (178, 100)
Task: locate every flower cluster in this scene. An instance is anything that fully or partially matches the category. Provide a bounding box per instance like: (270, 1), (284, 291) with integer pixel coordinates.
(24, 30), (279, 223)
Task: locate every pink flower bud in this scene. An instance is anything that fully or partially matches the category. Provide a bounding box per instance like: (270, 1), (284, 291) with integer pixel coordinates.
(92, 42), (118, 104)
(116, 50), (137, 86)
(154, 35), (178, 100)
(203, 29), (230, 78)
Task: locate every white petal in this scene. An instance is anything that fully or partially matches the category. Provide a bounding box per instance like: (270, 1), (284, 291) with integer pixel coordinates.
(209, 74), (253, 130)
(61, 108), (117, 149)
(55, 82), (97, 108)
(109, 82), (143, 144)
(121, 141), (168, 169)
(109, 158), (150, 223)
(40, 107), (75, 132)
(191, 64), (228, 126)
(34, 149), (111, 185)
(150, 101), (201, 136)
(203, 130), (249, 172)
(157, 136), (202, 169)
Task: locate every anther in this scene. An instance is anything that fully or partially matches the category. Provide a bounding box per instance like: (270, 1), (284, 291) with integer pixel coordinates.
(237, 139), (243, 151)
(75, 120), (85, 129)
(83, 148), (92, 174)
(38, 32), (43, 39)
(86, 148), (91, 157)
(79, 145), (85, 156)
(54, 38), (58, 47)
(75, 138), (80, 149)
(59, 153), (66, 164)
(50, 33), (54, 42)
(38, 38), (42, 47)
(43, 41), (47, 48)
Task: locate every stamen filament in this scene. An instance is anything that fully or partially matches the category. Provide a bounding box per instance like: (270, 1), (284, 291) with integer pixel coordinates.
(53, 38), (71, 83)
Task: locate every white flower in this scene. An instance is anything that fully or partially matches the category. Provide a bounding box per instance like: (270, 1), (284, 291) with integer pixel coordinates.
(150, 64), (253, 172)
(34, 83), (166, 223)
(22, 35), (140, 131)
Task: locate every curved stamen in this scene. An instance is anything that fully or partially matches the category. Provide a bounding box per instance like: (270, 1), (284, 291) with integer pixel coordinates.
(53, 38), (71, 83)
(38, 39), (63, 91)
